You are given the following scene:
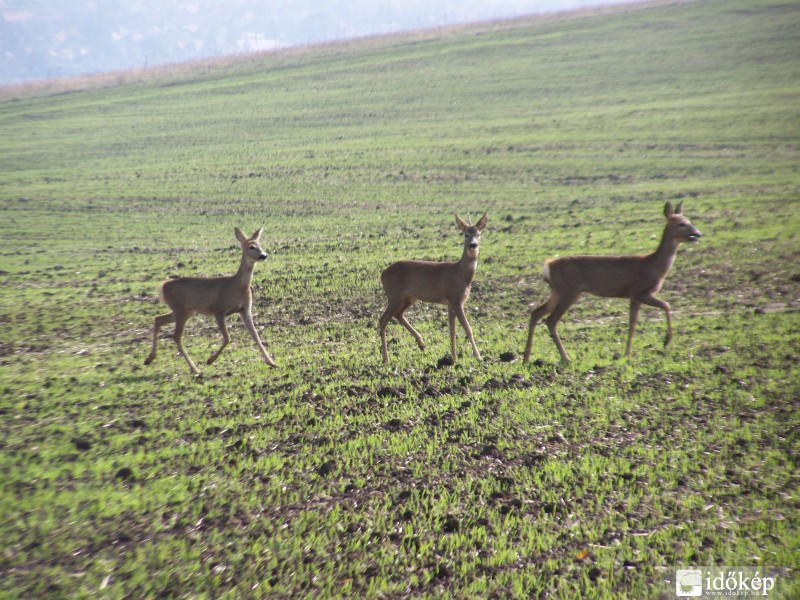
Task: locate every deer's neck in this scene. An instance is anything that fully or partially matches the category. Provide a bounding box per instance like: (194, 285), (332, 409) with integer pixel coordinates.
(458, 251), (479, 285)
(233, 256), (256, 288)
(649, 230), (679, 276)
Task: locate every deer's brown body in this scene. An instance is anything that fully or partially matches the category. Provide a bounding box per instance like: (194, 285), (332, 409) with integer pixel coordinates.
(523, 202), (701, 362)
(381, 259), (476, 305)
(379, 213), (488, 364)
(160, 275), (252, 317)
(144, 227), (277, 375)
(543, 252), (677, 300)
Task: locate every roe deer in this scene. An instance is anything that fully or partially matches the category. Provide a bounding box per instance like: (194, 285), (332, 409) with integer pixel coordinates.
(523, 202), (701, 363)
(379, 213), (488, 364)
(144, 227), (277, 375)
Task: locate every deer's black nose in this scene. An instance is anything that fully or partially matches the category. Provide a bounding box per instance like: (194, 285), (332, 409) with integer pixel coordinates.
(469, 242), (478, 249)
(258, 252), (268, 260)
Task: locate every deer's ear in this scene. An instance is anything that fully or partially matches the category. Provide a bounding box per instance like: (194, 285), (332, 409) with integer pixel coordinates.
(251, 227), (264, 241)
(475, 212), (488, 232)
(674, 201), (684, 215)
(235, 227), (248, 243)
(455, 214), (470, 233)
(664, 202), (674, 218)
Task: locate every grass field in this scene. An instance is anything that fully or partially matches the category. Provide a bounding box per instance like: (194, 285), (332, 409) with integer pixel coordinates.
(1, 0), (798, 597)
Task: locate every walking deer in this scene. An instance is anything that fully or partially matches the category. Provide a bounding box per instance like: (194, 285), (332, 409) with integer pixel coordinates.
(523, 202), (701, 363)
(379, 213), (488, 364)
(144, 227), (277, 375)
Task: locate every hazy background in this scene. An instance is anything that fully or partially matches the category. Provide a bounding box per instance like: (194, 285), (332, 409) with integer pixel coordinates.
(1, 0), (636, 85)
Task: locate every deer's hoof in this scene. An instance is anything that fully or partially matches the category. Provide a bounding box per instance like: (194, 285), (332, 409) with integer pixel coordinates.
(144, 355), (154, 365)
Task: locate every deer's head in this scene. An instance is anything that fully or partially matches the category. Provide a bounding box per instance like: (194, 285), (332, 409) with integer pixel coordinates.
(235, 227), (268, 262)
(664, 202), (702, 244)
(455, 213), (488, 258)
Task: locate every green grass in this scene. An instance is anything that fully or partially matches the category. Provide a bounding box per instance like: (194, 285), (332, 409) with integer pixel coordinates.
(1, 0), (798, 597)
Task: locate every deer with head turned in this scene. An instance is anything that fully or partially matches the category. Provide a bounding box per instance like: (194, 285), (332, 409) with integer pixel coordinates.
(379, 213), (488, 364)
(523, 201), (701, 363)
(144, 227), (277, 375)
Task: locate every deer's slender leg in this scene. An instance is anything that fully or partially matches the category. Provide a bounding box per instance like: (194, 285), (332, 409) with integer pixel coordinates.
(207, 313), (230, 365)
(625, 300), (642, 357)
(396, 314), (426, 350)
(545, 292), (579, 363)
(379, 300), (403, 364)
(172, 313), (201, 375)
(637, 294), (672, 350)
(241, 309), (276, 367)
(453, 303), (481, 361)
(523, 294), (556, 363)
(395, 299), (425, 350)
(144, 312), (175, 365)
(448, 306), (457, 361)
